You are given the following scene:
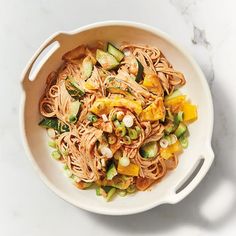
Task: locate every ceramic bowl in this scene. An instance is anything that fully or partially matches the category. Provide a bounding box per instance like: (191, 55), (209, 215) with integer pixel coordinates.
(20, 21), (214, 215)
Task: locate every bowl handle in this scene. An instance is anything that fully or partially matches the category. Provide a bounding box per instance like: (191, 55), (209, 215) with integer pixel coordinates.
(21, 32), (65, 89)
(168, 147), (214, 203)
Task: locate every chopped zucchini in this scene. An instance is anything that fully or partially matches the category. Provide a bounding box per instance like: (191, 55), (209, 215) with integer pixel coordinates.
(39, 118), (58, 130)
(65, 76), (85, 98)
(174, 122), (187, 138)
(106, 187), (116, 201)
(107, 43), (124, 62)
(96, 49), (119, 70)
(82, 56), (93, 79)
(106, 163), (118, 180)
(174, 111), (183, 125)
(39, 118), (69, 133)
(140, 141), (158, 158)
(179, 135), (188, 148)
(136, 59), (144, 82)
(96, 187), (102, 196)
(68, 101), (81, 123)
(107, 87), (133, 98)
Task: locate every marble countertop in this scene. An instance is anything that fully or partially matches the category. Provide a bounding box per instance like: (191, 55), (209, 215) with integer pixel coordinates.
(1, 0), (236, 235)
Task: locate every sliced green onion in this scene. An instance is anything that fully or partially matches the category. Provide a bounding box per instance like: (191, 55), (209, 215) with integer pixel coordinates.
(127, 185), (136, 194)
(170, 134), (177, 144)
(135, 126), (141, 135)
(108, 134), (117, 144)
(87, 113), (98, 123)
(47, 128), (56, 139)
(123, 135), (131, 145)
(118, 190), (127, 197)
(128, 128), (138, 140)
(179, 135), (188, 148)
(160, 138), (169, 148)
(115, 125), (126, 137)
(63, 165), (72, 177)
(69, 114), (77, 123)
(122, 115), (134, 128)
(119, 156), (130, 167)
(48, 140), (57, 149)
(51, 150), (61, 160)
(113, 120), (120, 127)
(106, 188), (116, 201)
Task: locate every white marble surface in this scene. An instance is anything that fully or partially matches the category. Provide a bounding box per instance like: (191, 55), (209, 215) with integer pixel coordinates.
(0, 0), (236, 235)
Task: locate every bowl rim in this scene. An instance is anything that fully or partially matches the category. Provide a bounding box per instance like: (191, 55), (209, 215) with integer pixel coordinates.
(20, 20), (214, 215)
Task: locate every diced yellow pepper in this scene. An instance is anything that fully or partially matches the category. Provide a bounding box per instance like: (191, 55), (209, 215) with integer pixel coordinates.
(90, 98), (142, 116)
(84, 81), (97, 90)
(112, 98), (142, 115)
(140, 98), (165, 121)
(183, 102), (198, 122)
(143, 74), (163, 96)
(168, 140), (182, 153)
(117, 163), (139, 176)
(90, 98), (112, 115)
(164, 95), (186, 107)
(160, 140), (183, 159)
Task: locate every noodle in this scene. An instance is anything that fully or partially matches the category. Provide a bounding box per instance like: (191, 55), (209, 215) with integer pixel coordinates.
(39, 42), (196, 200)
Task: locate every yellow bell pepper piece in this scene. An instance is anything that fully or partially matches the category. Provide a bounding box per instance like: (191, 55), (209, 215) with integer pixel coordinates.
(90, 98), (142, 116)
(143, 74), (163, 96)
(90, 98), (112, 115)
(84, 81), (97, 90)
(160, 140), (183, 159)
(183, 102), (198, 122)
(112, 98), (142, 115)
(164, 95), (186, 107)
(140, 98), (165, 121)
(169, 140), (182, 153)
(117, 163), (139, 176)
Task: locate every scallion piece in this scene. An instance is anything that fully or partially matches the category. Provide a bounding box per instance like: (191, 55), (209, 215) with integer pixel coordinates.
(123, 135), (131, 145)
(128, 128), (138, 140)
(135, 126), (141, 135)
(48, 140), (57, 149)
(118, 190), (127, 197)
(115, 125), (126, 137)
(51, 150), (61, 160)
(87, 113), (98, 123)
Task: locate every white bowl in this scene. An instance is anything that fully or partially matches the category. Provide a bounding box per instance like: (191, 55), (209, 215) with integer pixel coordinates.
(20, 21), (214, 215)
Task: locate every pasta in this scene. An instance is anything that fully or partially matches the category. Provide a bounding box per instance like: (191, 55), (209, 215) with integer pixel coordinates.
(39, 42), (198, 201)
